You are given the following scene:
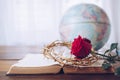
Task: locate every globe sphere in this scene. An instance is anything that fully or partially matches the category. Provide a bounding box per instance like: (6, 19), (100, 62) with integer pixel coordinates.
(59, 4), (111, 50)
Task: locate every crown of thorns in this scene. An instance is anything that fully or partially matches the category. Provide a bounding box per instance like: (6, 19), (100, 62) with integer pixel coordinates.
(42, 40), (98, 67)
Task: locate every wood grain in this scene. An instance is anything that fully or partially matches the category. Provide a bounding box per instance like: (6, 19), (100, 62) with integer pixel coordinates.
(0, 60), (17, 72)
(0, 46), (42, 59)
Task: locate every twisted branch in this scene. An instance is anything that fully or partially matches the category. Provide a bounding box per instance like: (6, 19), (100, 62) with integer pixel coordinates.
(42, 40), (98, 67)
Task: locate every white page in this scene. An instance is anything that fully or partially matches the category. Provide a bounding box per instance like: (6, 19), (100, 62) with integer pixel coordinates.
(13, 53), (59, 67)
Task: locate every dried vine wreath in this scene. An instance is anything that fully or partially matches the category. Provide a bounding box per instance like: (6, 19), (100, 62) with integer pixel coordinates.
(42, 40), (98, 67)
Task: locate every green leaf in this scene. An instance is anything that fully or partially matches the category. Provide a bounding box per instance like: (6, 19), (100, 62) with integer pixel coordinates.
(114, 67), (120, 76)
(110, 43), (118, 51)
(116, 49), (119, 56)
(102, 62), (111, 70)
(104, 49), (110, 54)
(106, 57), (115, 63)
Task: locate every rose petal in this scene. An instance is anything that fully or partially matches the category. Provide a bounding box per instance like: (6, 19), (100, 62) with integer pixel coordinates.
(71, 35), (92, 59)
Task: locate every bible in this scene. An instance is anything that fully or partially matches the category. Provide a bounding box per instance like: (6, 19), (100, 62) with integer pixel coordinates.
(7, 54), (62, 75)
(6, 53), (113, 75)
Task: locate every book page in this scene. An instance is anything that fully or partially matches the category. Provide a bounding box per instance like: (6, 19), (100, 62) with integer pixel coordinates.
(7, 53), (61, 75)
(63, 60), (113, 74)
(13, 53), (59, 67)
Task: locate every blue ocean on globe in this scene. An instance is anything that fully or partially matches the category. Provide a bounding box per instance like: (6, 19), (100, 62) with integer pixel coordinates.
(59, 4), (111, 50)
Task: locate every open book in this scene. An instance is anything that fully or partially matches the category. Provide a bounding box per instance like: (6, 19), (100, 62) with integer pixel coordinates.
(7, 53), (113, 75)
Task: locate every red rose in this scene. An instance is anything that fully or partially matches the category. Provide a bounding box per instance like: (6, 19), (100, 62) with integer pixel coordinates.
(71, 35), (92, 59)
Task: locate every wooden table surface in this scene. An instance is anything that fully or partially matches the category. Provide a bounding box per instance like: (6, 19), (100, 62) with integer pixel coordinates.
(0, 46), (120, 80)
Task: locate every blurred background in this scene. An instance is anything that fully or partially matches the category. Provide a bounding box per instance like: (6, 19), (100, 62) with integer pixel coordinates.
(0, 0), (120, 50)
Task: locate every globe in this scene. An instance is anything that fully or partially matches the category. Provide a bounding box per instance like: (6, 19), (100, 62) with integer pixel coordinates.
(59, 4), (111, 50)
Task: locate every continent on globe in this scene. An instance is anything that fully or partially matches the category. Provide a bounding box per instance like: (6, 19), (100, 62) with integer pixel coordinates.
(59, 4), (111, 50)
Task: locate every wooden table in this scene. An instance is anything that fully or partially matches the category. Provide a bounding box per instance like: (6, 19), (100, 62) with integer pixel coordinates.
(0, 72), (119, 80)
(0, 46), (120, 80)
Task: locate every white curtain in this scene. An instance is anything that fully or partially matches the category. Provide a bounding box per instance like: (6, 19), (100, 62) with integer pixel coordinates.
(100, 0), (119, 49)
(0, 0), (61, 45)
(0, 0), (120, 50)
